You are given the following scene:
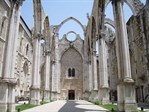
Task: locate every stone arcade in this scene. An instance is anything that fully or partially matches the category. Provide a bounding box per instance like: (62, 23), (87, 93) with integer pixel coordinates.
(0, 0), (149, 112)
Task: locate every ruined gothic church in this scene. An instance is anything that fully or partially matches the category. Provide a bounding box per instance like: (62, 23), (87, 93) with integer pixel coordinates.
(0, 0), (149, 112)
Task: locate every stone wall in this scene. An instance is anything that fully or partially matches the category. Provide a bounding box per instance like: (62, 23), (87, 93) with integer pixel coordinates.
(15, 18), (32, 100)
(59, 34), (84, 100)
(0, 1), (9, 78)
(108, 3), (149, 103)
(127, 5), (149, 102)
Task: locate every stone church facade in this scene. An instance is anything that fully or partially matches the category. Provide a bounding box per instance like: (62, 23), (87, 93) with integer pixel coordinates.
(0, 0), (149, 112)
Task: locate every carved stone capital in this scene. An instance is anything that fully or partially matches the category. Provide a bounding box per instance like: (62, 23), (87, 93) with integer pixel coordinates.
(45, 50), (51, 55)
(33, 32), (44, 40)
(44, 89), (50, 92)
(100, 30), (106, 39)
(51, 60), (56, 64)
(30, 86), (40, 90)
(124, 77), (134, 83)
(0, 78), (17, 86)
(12, 0), (25, 10)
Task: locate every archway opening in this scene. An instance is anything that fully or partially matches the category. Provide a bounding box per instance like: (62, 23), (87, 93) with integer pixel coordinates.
(123, 3), (133, 22)
(59, 19), (84, 40)
(105, 24), (115, 32)
(105, 2), (114, 21)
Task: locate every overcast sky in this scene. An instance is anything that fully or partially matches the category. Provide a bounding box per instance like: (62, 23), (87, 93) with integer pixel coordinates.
(21, 0), (146, 39)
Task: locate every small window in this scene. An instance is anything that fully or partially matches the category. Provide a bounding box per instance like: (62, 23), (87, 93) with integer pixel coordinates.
(68, 68), (71, 77)
(68, 68), (75, 77)
(72, 68), (75, 77)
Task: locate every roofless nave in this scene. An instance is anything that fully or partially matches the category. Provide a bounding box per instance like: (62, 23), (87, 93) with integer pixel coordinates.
(0, 0), (149, 112)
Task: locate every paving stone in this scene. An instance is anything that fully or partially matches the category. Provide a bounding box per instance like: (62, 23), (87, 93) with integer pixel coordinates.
(22, 100), (108, 112)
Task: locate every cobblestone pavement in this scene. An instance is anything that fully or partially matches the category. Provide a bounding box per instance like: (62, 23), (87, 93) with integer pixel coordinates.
(22, 100), (108, 112)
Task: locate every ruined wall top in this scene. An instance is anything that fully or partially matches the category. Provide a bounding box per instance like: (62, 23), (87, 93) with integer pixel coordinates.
(132, 0), (144, 13)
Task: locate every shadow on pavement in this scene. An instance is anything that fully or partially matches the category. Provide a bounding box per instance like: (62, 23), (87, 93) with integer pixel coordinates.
(58, 100), (109, 112)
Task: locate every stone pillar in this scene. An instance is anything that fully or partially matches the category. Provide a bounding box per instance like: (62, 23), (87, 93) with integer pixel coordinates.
(55, 58), (61, 99)
(55, 33), (61, 94)
(51, 29), (57, 100)
(51, 62), (57, 100)
(93, 49), (98, 90)
(43, 16), (51, 101)
(90, 48), (98, 100)
(51, 29), (61, 100)
(112, 0), (137, 111)
(43, 51), (51, 101)
(83, 34), (90, 99)
(88, 62), (93, 91)
(83, 60), (86, 92)
(30, 35), (41, 105)
(98, 36), (109, 104)
(83, 60), (90, 99)
(88, 62), (93, 100)
(0, 1), (23, 112)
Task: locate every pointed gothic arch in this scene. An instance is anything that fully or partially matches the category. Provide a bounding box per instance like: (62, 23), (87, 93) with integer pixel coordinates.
(105, 0), (143, 16)
(60, 47), (83, 62)
(58, 17), (85, 33)
(104, 18), (115, 29)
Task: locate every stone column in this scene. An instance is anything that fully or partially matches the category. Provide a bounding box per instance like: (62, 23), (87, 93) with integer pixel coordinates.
(98, 35), (109, 104)
(91, 49), (98, 100)
(90, 40), (98, 100)
(55, 32), (61, 94)
(43, 51), (51, 101)
(30, 35), (41, 105)
(51, 61), (57, 100)
(112, 0), (137, 111)
(83, 60), (86, 92)
(51, 28), (60, 100)
(83, 34), (90, 99)
(83, 60), (90, 99)
(93, 50), (98, 90)
(0, 1), (23, 112)
(88, 50), (93, 100)
(51, 29), (57, 99)
(88, 62), (93, 100)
